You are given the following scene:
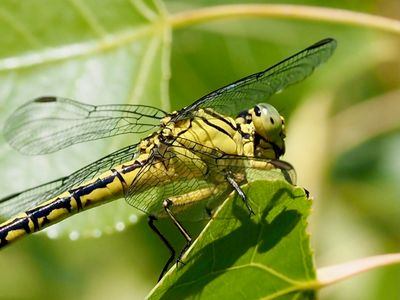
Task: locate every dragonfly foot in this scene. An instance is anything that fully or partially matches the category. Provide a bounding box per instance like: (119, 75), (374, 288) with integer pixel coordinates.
(175, 258), (186, 269)
(303, 188), (310, 198)
(175, 238), (192, 268)
(205, 206), (213, 218)
(248, 207), (255, 217)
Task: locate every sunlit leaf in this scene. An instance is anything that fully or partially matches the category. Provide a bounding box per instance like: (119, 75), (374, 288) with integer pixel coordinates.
(0, 0), (171, 236)
(148, 180), (314, 300)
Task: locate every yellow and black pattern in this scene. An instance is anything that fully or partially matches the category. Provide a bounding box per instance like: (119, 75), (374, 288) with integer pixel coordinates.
(0, 150), (147, 247)
(0, 39), (336, 261)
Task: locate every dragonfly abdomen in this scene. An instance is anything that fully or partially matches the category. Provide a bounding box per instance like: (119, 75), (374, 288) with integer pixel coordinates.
(0, 194), (74, 248)
(0, 167), (132, 248)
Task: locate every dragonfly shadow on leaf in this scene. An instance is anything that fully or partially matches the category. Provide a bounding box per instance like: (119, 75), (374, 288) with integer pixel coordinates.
(159, 185), (303, 299)
(256, 188), (302, 254)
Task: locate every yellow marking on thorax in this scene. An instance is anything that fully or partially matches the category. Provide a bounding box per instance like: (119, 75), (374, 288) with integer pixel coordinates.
(167, 109), (249, 156)
(237, 122), (256, 157)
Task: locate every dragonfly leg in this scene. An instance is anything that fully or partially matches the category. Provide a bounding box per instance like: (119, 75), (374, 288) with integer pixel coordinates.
(225, 172), (255, 216)
(150, 187), (221, 279)
(148, 215), (175, 282)
(205, 206), (213, 218)
(163, 199), (192, 266)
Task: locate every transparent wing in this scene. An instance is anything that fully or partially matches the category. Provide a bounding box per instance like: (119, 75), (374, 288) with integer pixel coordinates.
(174, 38), (336, 121)
(0, 139), (295, 221)
(124, 138), (295, 217)
(3, 96), (166, 155)
(125, 143), (212, 215)
(0, 143), (140, 220)
(178, 137), (296, 184)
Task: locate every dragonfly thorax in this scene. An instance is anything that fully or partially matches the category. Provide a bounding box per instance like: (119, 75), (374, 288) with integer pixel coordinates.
(249, 103), (286, 158)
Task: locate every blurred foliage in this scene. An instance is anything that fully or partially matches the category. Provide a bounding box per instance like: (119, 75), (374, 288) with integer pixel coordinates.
(0, 0), (399, 299)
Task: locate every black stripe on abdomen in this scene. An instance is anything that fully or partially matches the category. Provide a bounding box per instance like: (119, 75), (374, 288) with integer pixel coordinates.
(0, 217), (31, 247)
(26, 196), (74, 231)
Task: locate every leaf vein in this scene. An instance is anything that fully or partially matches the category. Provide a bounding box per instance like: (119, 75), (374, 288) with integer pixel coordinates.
(260, 284), (311, 300)
(159, 26), (172, 111)
(130, 0), (158, 22)
(68, 0), (108, 39)
(243, 262), (301, 285)
(126, 33), (161, 104)
(0, 25), (156, 72)
(169, 262), (302, 292)
(152, 0), (168, 17)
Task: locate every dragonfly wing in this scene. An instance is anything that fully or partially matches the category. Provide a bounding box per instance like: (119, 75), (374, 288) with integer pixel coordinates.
(124, 138), (295, 217)
(0, 143), (140, 220)
(124, 143), (216, 217)
(174, 38), (336, 120)
(217, 155), (296, 185)
(174, 137), (296, 184)
(4, 97), (166, 155)
(0, 178), (67, 221)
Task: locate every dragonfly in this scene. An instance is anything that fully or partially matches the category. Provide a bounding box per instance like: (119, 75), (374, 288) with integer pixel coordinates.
(0, 38), (336, 279)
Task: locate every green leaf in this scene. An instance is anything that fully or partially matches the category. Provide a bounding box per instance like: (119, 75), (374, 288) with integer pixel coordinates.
(148, 180), (315, 300)
(0, 0), (171, 237)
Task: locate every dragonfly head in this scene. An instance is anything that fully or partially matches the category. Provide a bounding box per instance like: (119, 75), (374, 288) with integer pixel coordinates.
(251, 103), (286, 158)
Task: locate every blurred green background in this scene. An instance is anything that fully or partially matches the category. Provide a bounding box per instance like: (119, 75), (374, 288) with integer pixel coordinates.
(0, 0), (399, 299)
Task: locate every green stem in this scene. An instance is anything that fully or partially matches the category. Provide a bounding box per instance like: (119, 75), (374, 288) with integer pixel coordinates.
(3, 4), (400, 72)
(317, 253), (400, 287)
(168, 4), (400, 35)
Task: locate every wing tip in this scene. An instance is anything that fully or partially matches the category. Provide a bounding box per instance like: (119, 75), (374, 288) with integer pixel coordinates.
(308, 38), (337, 54)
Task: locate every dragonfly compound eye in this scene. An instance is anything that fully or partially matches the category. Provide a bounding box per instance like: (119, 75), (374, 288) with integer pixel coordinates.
(253, 104), (283, 136)
(252, 104), (286, 156)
